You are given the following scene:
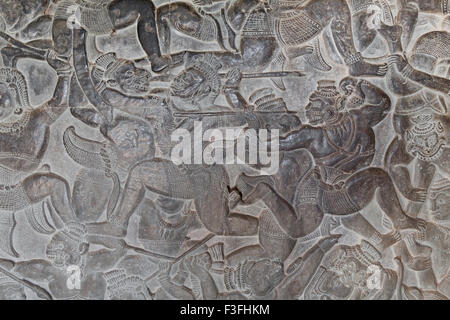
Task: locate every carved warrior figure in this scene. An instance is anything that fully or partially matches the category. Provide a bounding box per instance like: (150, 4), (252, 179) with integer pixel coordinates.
(167, 54), (302, 132)
(230, 78), (423, 240)
(0, 222), (131, 300)
(83, 61), (304, 239)
(0, 56), (80, 257)
(59, 30), (166, 221)
(304, 240), (398, 299)
(173, 0), (388, 80)
(383, 31), (450, 211)
(51, 0), (181, 72)
(64, 46), (265, 225)
(172, 211), (340, 299)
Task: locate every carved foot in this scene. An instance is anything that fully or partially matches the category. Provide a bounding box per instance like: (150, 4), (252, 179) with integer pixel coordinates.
(395, 216), (426, 232)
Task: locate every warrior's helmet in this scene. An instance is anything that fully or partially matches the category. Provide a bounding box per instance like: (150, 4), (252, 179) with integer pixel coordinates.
(46, 222), (89, 270)
(104, 269), (151, 300)
(92, 53), (128, 92)
(310, 80), (346, 111)
(410, 31), (450, 75)
(170, 53), (222, 106)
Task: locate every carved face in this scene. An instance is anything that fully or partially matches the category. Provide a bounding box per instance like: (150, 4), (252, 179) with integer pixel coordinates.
(0, 83), (16, 121)
(46, 233), (87, 270)
(305, 248), (371, 300)
(245, 258), (284, 297)
(0, 284), (26, 300)
(171, 68), (210, 102)
(113, 63), (151, 94)
(305, 97), (335, 126)
(430, 191), (450, 221)
(318, 258), (368, 299)
(318, 273), (353, 299)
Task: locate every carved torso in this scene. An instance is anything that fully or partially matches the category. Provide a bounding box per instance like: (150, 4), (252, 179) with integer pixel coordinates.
(0, 110), (49, 176)
(310, 113), (376, 173)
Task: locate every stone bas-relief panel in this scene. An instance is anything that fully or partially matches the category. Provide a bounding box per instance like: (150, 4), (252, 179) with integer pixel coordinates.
(0, 0), (447, 300)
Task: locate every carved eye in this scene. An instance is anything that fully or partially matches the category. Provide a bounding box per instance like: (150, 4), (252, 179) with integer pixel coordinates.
(125, 70), (135, 77)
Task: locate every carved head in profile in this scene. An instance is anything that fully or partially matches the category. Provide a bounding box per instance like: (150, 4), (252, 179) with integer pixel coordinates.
(305, 80), (345, 126)
(0, 68), (30, 122)
(46, 222), (89, 270)
(170, 54), (221, 107)
(227, 258), (284, 297)
(304, 241), (384, 300)
(93, 53), (152, 95)
(246, 258), (284, 297)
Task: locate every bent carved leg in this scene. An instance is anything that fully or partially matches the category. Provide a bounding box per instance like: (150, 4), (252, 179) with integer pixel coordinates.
(345, 168), (423, 231)
(22, 173), (76, 229)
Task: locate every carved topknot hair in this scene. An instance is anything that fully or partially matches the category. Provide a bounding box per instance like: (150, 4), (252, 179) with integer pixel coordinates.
(184, 53), (222, 102)
(249, 88), (287, 112)
(345, 240), (381, 267)
(104, 269), (148, 299)
(310, 80), (346, 111)
(60, 221), (87, 244)
(92, 52), (128, 91)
